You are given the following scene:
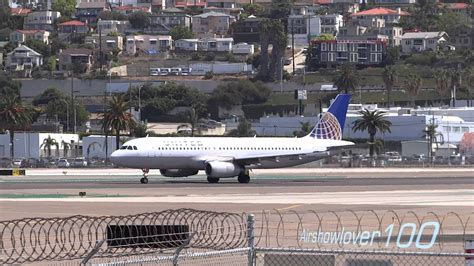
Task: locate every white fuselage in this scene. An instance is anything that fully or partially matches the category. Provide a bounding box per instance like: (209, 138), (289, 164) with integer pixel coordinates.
(110, 136), (352, 170)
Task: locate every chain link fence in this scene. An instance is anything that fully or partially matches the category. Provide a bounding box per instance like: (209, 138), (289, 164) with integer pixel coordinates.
(1, 209), (473, 265)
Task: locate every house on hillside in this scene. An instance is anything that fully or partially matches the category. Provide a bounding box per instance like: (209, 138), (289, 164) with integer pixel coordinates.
(58, 20), (89, 41)
(10, 30), (50, 44)
(76, 2), (109, 24)
(114, 5), (151, 15)
(58, 48), (94, 72)
(350, 7), (409, 24)
(23, 10), (61, 31)
(97, 20), (131, 35)
(126, 35), (172, 54)
(401, 31), (448, 54)
(192, 11), (235, 37)
(6, 45), (43, 72)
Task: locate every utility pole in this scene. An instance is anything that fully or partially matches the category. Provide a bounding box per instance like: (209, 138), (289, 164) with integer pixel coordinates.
(291, 19), (295, 75)
(70, 71), (77, 134)
(99, 21), (103, 66)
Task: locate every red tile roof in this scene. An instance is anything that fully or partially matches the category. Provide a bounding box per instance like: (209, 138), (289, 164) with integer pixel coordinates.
(16, 29), (46, 34)
(314, 0), (333, 4)
(115, 5), (150, 11)
(445, 3), (469, 9)
(10, 7), (31, 16)
(175, 1), (207, 7)
(351, 7), (410, 17)
(59, 20), (87, 26)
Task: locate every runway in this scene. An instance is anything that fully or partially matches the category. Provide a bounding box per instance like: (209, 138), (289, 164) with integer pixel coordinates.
(1, 168), (473, 220)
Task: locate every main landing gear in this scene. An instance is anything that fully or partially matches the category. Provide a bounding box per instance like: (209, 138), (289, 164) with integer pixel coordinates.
(140, 168), (149, 184)
(238, 172), (250, 184)
(207, 176), (219, 183)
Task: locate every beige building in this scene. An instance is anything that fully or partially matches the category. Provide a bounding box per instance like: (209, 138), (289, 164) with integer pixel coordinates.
(85, 35), (124, 53)
(24, 10), (61, 31)
(58, 48), (94, 72)
(9, 30), (50, 44)
(192, 11), (236, 38)
(97, 20), (131, 35)
(126, 35), (172, 54)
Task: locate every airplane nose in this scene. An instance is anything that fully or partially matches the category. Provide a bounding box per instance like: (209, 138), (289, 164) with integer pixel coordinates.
(110, 151), (120, 164)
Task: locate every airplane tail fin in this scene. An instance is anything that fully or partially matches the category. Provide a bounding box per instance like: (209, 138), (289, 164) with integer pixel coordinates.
(306, 94), (351, 140)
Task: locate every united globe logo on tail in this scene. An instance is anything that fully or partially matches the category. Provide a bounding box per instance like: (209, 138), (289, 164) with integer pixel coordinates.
(310, 112), (342, 140)
(308, 94), (351, 140)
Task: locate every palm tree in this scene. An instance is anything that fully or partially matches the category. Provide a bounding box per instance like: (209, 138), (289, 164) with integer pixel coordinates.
(227, 117), (256, 137)
(404, 74), (422, 107)
(423, 124), (443, 164)
(382, 66), (397, 108)
(0, 96), (32, 159)
(352, 109), (392, 163)
(293, 121), (312, 137)
(435, 69), (450, 99)
(102, 94), (136, 150)
(177, 107), (199, 137)
(334, 63), (359, 94)
(467, 68), (474, 107)
(61, 140), (72, 158)
(41, 135), (59, 158)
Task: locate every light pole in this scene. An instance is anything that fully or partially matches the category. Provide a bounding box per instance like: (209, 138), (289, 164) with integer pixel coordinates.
(60, 99), (69, 132)
(280, 57), (283, 93)
(138, 85), (143, 122)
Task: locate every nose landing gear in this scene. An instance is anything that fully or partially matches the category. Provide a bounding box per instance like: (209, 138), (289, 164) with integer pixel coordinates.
(140, 168), (149, 184)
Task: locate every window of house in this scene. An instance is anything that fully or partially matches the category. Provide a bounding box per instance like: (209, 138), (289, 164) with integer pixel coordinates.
(321, 43), (327, 51)
(413, 39), (423, 45)
(328, 52), (335, 62)
(405, 40), (411, 45)
(453, 127), (460, 133)
(461, 127), (470, 132)
(321, 52), (328, 62)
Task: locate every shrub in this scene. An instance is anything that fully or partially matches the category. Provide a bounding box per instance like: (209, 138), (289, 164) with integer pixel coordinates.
(205, 52), (215, 61)
(191, 52), (201, 61)
(203, 71), (214, 80)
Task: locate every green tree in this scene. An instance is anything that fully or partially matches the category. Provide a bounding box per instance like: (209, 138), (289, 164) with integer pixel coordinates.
(269, 0), (291, 19)
(436, 11), (469, 36)
(102, 94), (137, 149)
(41, 135), (59, 157)
(333, 63), (359, 94)
(128, 11), (150, 30)
(227, 117), (256, 137)
(131, 121), (149, 137)
(177, 107), (199, 137)
(51, 0), (77, 17)
(0, 73), (22, 98)
(210, 80), (272, 109)
(33, 87), (63, 105)
(0, 96), (32, 158)
(169, 25), (194, 41)
(422, 124), (442, 163)
(241, 3), (264, 17)
(382, 66), (397, 108)
(435, 69), (450, 98)
(352, 109), (392, 163)
(46, 56), (57, 72)
(24, 39), (51, 58)
(404, 74), (422, 107)
(98, 11), (128, 21)
(385, 47), (400, 65)
(315, 34), (335, 41)
(293, 121), (312, 137)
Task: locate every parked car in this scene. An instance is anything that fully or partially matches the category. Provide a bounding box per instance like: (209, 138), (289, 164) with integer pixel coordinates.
(160, 68), (170, 76)
(72, 157), (88, 167)
(150, 68), (160, 76)
(181, 67), (192, 75)
(12, 158), (23, 168)
(385, 151), (402, 163)
(170, 68), (181, 75)
(57, 159), (70, 168)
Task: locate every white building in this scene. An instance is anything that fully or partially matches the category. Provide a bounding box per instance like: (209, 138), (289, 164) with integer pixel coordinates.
(401, 31), (448, 54)
(175, 37), (233, 52)
(6, 45), (43, 72)
(0, 132), (79, 159)
(97, 20), (131, 35)
(317, 14), (343, 36)
(82, 135), (117, 160)
(126, 35), (173, 54)
(288, 14), (321, 46)
(232, 42), (254, 55)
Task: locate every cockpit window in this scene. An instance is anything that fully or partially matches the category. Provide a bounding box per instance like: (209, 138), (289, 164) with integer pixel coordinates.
(127, 146), (133, 150)
(133, 146), (137, 150)
(120, 146), (127, 150)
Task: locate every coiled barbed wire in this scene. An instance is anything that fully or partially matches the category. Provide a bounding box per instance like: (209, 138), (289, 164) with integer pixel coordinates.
(0, 208), (246, 264)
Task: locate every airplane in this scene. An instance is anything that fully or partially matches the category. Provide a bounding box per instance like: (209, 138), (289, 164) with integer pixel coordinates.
(110, 94), (354, 184)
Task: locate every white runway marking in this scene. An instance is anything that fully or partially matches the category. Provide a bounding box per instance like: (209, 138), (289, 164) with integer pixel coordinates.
(1, 189), (473, 206)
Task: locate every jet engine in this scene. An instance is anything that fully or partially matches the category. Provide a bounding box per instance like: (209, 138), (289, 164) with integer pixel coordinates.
(205, 161), (241, 178)
(159, 169), (199, 177)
